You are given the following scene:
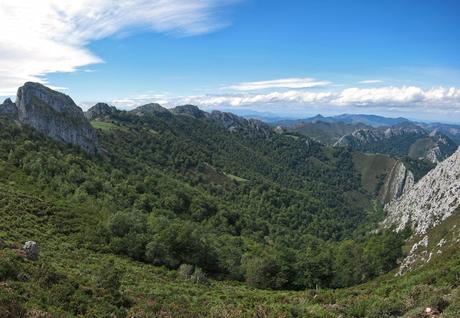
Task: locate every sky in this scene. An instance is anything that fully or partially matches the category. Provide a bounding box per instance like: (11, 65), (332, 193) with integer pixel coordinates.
(0, 0), (459, 122)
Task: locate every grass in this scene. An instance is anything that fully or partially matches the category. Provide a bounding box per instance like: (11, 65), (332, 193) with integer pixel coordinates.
(90, 120), (120, 131)
(352, 152), (396, 195)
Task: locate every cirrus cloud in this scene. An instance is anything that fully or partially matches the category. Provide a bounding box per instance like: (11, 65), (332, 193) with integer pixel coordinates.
(227, 77), (331, 90)
(0, 0), (240, 96)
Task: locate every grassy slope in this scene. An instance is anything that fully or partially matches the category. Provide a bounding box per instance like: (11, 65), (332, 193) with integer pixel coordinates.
(352, 152), (396, 195)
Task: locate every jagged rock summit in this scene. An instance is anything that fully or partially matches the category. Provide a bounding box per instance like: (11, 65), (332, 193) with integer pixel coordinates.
(3, 82), (99, 154)
(384, 146), (460, 235)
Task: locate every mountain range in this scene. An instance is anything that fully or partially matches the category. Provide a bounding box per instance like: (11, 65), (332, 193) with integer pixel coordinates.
(1, 83), (460, 317)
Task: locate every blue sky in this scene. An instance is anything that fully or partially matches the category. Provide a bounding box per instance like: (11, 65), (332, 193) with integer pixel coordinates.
(1, 0), (460, 121)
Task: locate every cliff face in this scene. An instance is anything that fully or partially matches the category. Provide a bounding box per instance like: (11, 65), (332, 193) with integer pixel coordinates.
(15, 82), (99, 154)
(379, 161), (415, 203)
(384, 146), (460, 235)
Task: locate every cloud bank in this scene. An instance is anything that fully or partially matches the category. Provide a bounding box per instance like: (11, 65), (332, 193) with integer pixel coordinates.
(108, 86), (460, 116)
(0, 0), (238, 95)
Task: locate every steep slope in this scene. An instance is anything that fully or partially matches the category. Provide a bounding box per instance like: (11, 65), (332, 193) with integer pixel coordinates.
(384, 146), (460, 235)
(336, 123), (457, 163)
(8, 82), (100, 154)
(353, 153), (416, 204)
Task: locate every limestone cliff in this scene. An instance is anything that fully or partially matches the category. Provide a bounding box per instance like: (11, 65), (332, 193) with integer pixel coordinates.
(384, 146), (460, 235)
(15, 82), (99, 154)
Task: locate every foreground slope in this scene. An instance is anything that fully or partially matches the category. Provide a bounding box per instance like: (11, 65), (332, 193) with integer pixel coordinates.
(1, 173), (460, 317)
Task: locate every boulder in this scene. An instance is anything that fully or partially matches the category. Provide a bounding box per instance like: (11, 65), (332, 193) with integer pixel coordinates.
(23, 241), (39, 261)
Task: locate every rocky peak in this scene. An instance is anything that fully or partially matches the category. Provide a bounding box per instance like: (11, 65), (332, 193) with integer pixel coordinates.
(209, 110), (273, 137)
(85, 103), (118, 120)
(384, 146), (460, 235)
(171, 105), (208, 119)
(131, 103), (170, 116)
(15, 82), (99, 154)
(0, 97), (18, 117)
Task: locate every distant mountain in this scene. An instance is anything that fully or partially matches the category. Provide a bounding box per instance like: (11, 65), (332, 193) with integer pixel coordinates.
(420, 122), (460, 144)
(276, 113), (410, 128)
(335, 122), (458, 163)
(284, 121), (372, 145)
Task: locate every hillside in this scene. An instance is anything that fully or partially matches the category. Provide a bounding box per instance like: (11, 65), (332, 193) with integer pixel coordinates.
(283, 121), (371, 145)
(0, 83), (459, 317)
(1, 166), (460, 317)
(336, 123), (458, 163)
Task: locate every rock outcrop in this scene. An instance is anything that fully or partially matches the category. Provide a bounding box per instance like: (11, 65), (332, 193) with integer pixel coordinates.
(384, 146), (460, 235)
(380, 161), (415, 203)
(23, 241), (39, 261)
(0, 98), (18, 118)
(209, 110), (273, 137)
(15, 82), (99, 154)
(85, 103), (118, 120)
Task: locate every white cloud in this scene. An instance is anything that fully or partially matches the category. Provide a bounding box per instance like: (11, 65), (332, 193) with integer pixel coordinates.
(0, 0), (238, 96)
(227, 78), (330, 91)
(109, 86), (460, 115)
(334, 86), (460, 107)
(358, 80), (383, 84)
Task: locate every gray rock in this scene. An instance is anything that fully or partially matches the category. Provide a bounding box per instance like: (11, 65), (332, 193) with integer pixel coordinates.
(85, 102), (118, 120)
(380, 161), (415, 203)
(0, 98), (18, 118)
(384, 146), (460, 235)
(23, 241), (39, 261)
(209, 110), (273, 138)
(16, 82), (99, 154)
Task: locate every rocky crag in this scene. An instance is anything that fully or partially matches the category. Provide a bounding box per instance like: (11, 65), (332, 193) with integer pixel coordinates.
(383, 147), (460, 274)
(1, 82), (99, 154)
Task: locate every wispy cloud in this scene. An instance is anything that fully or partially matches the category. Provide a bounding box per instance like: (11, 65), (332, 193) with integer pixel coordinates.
(227, 78), (330, 91)
(358, 80), (384, 84)
(0, 0), (239, 96)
